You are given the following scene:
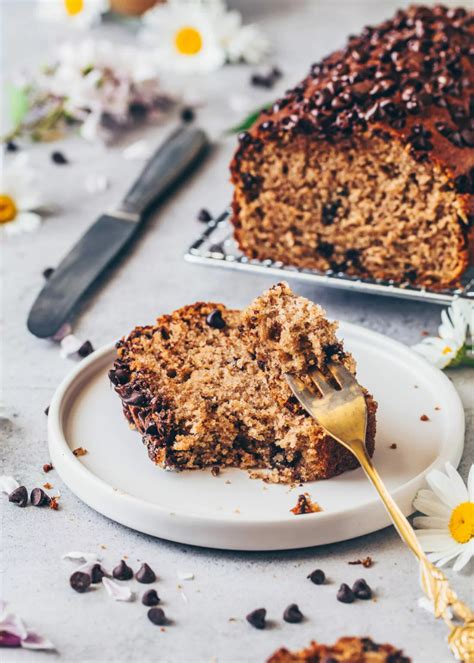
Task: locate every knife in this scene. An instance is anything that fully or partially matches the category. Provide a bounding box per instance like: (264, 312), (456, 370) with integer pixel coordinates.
(27, 126), (209, 338)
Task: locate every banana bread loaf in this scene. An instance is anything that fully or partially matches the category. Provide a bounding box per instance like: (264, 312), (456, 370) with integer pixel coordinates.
(110, 284), (376, 483)
(230, 5), (473, 289)
(268, 636), (410, 662)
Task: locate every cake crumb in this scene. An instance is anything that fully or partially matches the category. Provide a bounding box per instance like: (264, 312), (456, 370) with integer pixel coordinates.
(290, 493), (322, 515)
(211, 466), (220, 477)
(43, 463), (53, 473)
(389, 443), (397, 449)
(73, 447), (88, 457)
(348, 556), (373, 568)
(420, 414), (430, 422)
(434, 406), (441, 411)
(43, 482), (53, 490)
(50, 496), (60, 510)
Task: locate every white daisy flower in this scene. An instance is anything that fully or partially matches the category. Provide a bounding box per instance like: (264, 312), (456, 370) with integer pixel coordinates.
(141, 0), (269, 73)
(412, 299), (474, 369)
(413, 463), (474, 573)
(0, 155), (45, 237)
(37, 0), (109, 29)
(142, 0), (226, 73)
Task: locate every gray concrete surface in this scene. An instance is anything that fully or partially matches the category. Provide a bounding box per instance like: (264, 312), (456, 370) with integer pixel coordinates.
(1, 1), (472, 661)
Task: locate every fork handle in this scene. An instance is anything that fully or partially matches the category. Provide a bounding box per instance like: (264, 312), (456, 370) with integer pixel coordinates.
(351, 439), (474, 662)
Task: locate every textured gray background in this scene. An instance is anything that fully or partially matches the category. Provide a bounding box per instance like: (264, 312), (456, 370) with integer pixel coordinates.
(1, 1), (472, 662)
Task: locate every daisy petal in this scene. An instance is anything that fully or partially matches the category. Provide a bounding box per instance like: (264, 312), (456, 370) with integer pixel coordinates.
(426, 469), (461, 509)
(452, 543), (473, 572)
(444, 463), (469, 503)
(468, 465), (474, 503)
(431, 545), (464, 568)
(416, 530), (454, 551)
(413, 491), (451, 518)
(412, 516), (449, 530)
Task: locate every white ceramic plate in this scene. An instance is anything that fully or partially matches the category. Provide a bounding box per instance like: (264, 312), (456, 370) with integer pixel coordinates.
(48, 322), (464, 551)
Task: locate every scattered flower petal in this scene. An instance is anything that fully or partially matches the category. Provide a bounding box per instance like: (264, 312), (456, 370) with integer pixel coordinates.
(0, 156), (46, 237)
(0, 602), (54, 651)
(122, 139), (152, 161)
(0, 476), (20, 495)
(102, 577), (134, 602)
(62, 551), (101, 564)
(177, 571), (194, 581)
(60, 334), (83, 358)
(37, 0), (109, 29)
(84, 174), (109, 194)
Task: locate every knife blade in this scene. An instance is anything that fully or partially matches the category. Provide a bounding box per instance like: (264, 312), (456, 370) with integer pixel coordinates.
(27, 126), (209, 338)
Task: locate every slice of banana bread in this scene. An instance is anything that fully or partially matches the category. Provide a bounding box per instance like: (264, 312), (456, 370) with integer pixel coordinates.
(110, 285), (376, 483)
(230, 5), (473, 289)
(268, 636), (410, 662)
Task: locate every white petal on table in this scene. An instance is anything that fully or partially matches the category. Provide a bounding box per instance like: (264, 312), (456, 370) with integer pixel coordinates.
(84, 174), (109, 194)
(177, 571), (194, 581)
(60, 334), (83, 358)
(0, 475), (20, 494)
(122, 139), (152, 161)
(102, 578), (134, 602)
(62, 551), (102, 564)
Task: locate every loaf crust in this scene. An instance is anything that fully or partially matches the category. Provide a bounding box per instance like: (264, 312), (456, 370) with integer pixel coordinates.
(230, 5), (473, 289)
(110, 288), (376, 483)
(268, 636), (410, 663)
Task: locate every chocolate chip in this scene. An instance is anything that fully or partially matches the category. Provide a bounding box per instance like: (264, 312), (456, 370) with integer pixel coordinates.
(147, 607), (166, 625)
(30, 487), (51, 507)
(123, 391), (149, 407)
(44, 406), (50, 416)
(145, 423), (158, 436)
(8, 486), (28, 507)
(180, 107), (195, 123)
(404, 268), (418, 282)
(136, 563), (156, 584)
(246, 608), (266, 629)
(337, 583), (355, 603)
(108, 367), (130, 386)
(308, 569), (325, 584)
(51, 151), (68, 165)
(142, 589), (160, 606)
(206, 309), (226, 329)
(238, 131), (252, 145)
(42, 267), (55, 279)
(78, 340), (94, 358)
(351, 47), (369, 63)
(321, 201), (340, 226)
(90, 563), (105, 583)
(43, 463), (53, 473)
(112, 560), (133, 580)
(317, 241), (334, 258)
(197, 208), (212, 223)
(283, 604), (303, 623)
(352, 578), (372, 600)
(70, 571), (91, 593)
(6, 140), (18, 152)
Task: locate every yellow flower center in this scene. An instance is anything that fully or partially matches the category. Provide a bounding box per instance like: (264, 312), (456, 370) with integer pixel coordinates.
(64, 0), (84, 16)
(442, 346), (453, 355)
(174, 27), (203, 56)
(0, 194), (17, 224)
(449, 502), (474, 544)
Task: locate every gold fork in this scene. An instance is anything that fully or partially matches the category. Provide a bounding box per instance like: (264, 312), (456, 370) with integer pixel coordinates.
(286, 361), (474, 663)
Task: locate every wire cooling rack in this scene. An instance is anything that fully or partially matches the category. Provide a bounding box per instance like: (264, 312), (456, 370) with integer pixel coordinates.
(184, 209), (474, 306)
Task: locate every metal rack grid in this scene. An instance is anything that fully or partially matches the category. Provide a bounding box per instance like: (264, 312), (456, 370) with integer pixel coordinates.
(185, 210), (474, 306)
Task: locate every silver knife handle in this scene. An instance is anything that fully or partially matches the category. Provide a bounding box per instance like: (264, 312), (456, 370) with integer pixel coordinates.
(119, 126), (208, 217)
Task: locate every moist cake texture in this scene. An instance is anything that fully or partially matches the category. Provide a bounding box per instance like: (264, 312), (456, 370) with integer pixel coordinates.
(230, 5), (473, 289)
(110, 284), (376, 483)
(268, 636), (410, 662)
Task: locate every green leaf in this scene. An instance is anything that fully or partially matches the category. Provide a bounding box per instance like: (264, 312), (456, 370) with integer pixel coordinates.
(7, 84), (29, 128)
(226, 103), (273, 134)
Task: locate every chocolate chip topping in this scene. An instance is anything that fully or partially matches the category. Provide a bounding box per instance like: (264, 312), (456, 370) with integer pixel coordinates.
(307, 569), (326, 585)
(112, 560), (133, 581)
(206, 309), (226, 329)
(283, 603), (304, 623)
(30, 487), (51, 507)
(78, 340), (94, 358)
(352, 578), (372, 599)
(42, 267), (55, 279)
(197, 208), (212, 222)
(8, 486), (28, 507)
(235, 4), (473, 190)
(246, 608), (267, 629)
(147, 607), (167, 626)
(70, 571), (91, 593)
(51, 151), (68, 165)
(337, 583), (355, 603)
(142, 589), (160, 606)
(90, 563), (105, 584)
(136, 563), (156, 584)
